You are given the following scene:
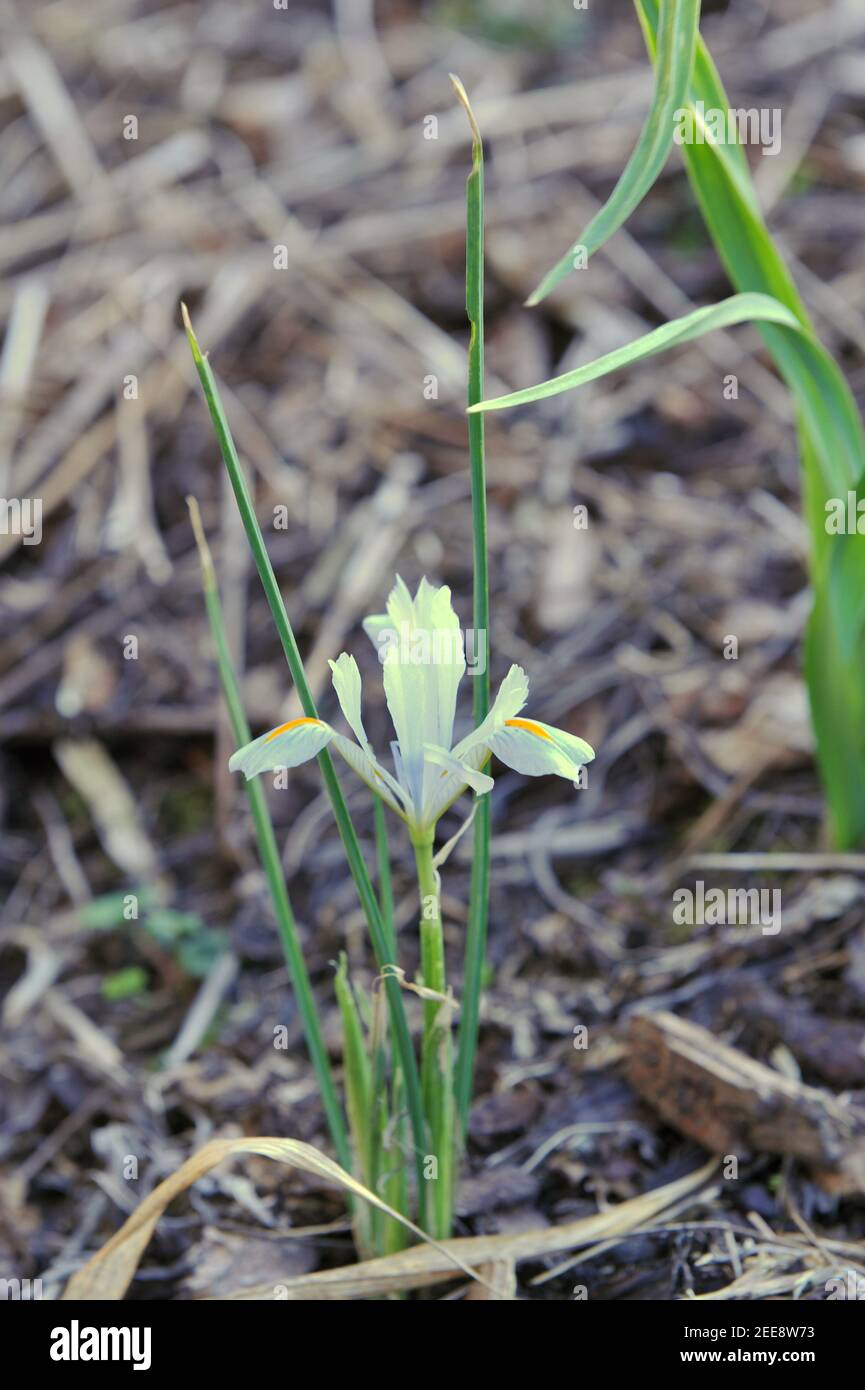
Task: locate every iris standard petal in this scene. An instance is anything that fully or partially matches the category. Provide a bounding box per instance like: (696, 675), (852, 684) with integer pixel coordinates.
(410, 576), (466, 752)
(328, 652), (370, 748)
(378, 578), (425, 808)
(423, 743), (495, 795)
(413, 744), (493, 832)
(361, 610), (391, 656)
(228, 717), (334, 780)
(451, 663), (529, 763)
(366, 576), (466, 816)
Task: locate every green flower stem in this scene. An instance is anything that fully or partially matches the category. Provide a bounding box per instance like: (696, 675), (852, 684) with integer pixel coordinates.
(372, 797), (411, 1254)
(373, 795), (396, 958)
(187, 498), (351, 1172)
(450, 77), (491, 1134)
(182, 308), (429, 1229)
(412, 829), (454, 1240)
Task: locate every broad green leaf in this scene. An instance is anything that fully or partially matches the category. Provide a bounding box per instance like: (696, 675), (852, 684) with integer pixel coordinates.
(469, 292), (801, 412)
(527, 0), (701, 305)
(636, 0), (865, 846)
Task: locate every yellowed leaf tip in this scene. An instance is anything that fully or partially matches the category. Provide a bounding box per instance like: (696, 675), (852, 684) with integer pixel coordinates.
(180, 301), (203, 363)
(449, 73), (482, 152)
(186, 494), (215, 586)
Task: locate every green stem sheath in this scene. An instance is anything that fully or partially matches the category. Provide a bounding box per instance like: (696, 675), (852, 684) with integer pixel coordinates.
(412, 830), (454, 1240)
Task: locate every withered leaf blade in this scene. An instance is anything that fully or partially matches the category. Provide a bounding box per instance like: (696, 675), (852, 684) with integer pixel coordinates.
(62, 1137), (492, 1300)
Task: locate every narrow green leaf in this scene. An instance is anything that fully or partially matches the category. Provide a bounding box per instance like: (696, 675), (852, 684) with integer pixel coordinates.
(187, 498), (351, 1173)
(470, 292), (802, 413)
(450, 76), (492, 1135)
(527, 0), (701, 304)
(334, 953), (378, 1253)
(182, 313), (430, 1225)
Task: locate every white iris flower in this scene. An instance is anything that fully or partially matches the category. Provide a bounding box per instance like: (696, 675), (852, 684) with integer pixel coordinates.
(229, 577), (595, 837)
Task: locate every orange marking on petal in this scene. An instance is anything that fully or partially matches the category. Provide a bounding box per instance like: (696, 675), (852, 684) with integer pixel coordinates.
(505, 717), (552, 740)
(264, 717), (322, 743)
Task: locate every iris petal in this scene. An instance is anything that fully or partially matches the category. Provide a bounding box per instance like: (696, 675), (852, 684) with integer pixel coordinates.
(364, 575), (467, 820)
(451, 664), (529, 764)
(328, 653), (370, 748)
(487, 719), (594, 780)
(330, 734), (406, 817)
(229, 718), (334, 780)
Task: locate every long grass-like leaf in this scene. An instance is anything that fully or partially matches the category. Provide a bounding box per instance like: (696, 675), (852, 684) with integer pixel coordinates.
(450, 76), (491, 1135)
(187, 499), (351, 1174)
(334, 953), (377, 1254)
(181, 308), (430, 1224)
(527, 0), (701, 305)
(470, 292), (801, 413)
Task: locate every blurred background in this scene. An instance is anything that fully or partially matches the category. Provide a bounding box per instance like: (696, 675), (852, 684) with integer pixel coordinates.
(2, 0), (865, 1300)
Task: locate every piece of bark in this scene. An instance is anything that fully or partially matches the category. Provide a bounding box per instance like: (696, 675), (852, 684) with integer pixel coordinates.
(628, 1011), (865, 1194)
(731, 979), (865, 1089)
